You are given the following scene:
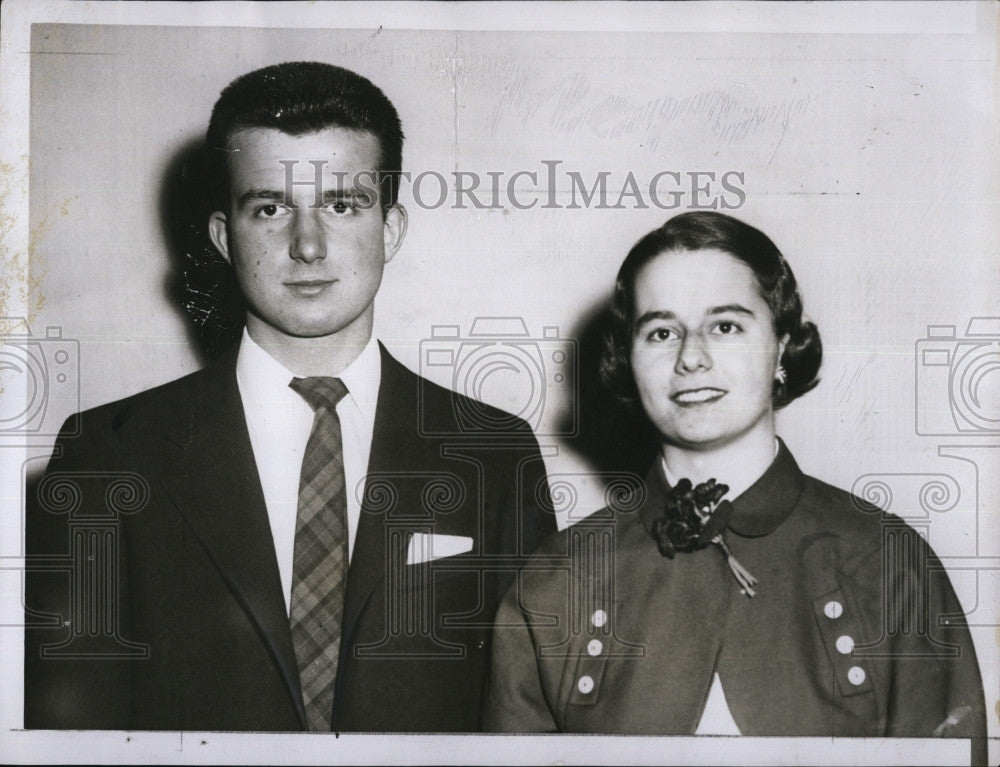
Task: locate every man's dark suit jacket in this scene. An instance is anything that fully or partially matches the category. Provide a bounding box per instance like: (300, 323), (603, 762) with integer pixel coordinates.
(24, 344), (555, 731)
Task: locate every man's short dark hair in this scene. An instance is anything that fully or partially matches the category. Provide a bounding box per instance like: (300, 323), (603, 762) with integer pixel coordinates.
(600, 211), (822, 410)
(206, 61), (404, 213)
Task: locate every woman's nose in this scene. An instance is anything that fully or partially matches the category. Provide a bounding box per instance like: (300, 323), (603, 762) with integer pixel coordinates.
(675, 332), (712, 374)
(290, 210), (326, 263)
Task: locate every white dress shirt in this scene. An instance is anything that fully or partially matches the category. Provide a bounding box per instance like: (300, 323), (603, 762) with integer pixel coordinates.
(236, 329), (381, 615)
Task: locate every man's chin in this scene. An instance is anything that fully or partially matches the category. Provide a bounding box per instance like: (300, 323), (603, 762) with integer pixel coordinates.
(245, 313), (367, 343)
(283, 324), (358, 340)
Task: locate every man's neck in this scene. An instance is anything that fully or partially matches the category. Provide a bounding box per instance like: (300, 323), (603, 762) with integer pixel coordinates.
(245, 316), (373, 377)
(661, 419), (778, 501)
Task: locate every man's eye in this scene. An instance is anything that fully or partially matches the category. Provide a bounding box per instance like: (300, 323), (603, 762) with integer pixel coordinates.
(325, 201), (356, 215)
(254, 204), (290, 219)
(711, 320), (742, 335)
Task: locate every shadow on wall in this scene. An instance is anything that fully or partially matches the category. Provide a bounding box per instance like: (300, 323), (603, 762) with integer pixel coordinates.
(23, 143), (243, 492)
(158, 138), (245, 365)
(555, 295), (659, 478)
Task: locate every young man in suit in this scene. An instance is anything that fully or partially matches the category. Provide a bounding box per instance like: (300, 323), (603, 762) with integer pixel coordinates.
(25, 61), (555, 732)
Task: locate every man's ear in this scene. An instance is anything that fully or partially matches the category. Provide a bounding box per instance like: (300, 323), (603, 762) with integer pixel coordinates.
(208, 211), (231, 264)
(382, 203), (408, 264)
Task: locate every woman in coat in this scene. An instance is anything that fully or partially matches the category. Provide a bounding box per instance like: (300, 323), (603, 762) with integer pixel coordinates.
(483, 212), (986, 753)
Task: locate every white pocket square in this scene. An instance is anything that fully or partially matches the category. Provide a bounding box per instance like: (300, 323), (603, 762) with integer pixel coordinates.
(406, 533), (474, 565)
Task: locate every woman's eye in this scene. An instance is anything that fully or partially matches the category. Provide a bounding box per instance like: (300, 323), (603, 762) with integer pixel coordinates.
(711, 320), (742, 335)
(647, 327), (679, 342)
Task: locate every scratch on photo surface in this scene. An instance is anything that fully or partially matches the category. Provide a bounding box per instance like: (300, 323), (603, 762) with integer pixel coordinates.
(452, 33), (462, 167)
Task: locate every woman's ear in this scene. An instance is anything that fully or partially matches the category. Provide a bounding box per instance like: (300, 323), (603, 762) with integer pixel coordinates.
(778, 333), (790, 364)
(208, 211), (230, 263)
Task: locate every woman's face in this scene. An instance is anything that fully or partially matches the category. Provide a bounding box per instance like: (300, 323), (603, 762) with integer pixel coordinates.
(629, 248), (787, 452)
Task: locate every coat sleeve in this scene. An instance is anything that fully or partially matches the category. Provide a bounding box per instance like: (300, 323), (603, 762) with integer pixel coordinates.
(518, 431), (558, 552)
(481, 578), (560, 733)
(483, 428), (557, 611)
(24, 413), (133, 729)
(878, 531), (987, 760)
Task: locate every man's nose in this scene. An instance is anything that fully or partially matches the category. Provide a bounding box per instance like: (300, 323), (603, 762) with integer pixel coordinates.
(290, 209), (326, 263)
(674, 332), (712, 374)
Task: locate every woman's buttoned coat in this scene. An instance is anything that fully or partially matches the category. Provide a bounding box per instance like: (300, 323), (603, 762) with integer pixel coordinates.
(484, 441), (986, 750)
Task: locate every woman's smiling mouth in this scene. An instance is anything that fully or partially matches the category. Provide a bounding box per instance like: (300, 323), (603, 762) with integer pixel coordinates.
(670, 387), (727, 405)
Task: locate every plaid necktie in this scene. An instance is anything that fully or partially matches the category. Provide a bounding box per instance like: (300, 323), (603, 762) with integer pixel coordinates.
(288, 376), (350, 732)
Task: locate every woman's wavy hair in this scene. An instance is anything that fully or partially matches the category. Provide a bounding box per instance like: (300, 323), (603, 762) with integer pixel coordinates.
(600, 211), (822, 410)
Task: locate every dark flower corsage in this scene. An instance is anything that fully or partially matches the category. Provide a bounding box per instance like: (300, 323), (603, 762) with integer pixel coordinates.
(652, 478), (758, 597)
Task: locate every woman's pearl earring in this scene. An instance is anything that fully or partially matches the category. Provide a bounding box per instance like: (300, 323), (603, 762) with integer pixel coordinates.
(775, 365), (787, 385)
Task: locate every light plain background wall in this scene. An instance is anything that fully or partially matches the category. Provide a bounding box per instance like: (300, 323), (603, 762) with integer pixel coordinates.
(6, 4), (999, 756)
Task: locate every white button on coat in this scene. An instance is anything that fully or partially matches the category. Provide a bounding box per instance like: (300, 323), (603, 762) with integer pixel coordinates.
(587, 639), (603, 656)
(591, 609), (607, 628)
(577, 675), (594, 694)
(836, 635), (855, 655)
(824, 600), (843, 619)
(848, 666), (866, 685)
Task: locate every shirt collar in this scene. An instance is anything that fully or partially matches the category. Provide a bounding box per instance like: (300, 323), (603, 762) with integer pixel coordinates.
(640, 437), (804, 540)
(336, 336), (382, 419)
(236, 328), (382, 417)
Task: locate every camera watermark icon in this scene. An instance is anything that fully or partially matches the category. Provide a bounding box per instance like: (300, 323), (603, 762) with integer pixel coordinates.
(915, 317), (1000, 435)
(0, 317), (80, 440)
(419, 317), (578, 438)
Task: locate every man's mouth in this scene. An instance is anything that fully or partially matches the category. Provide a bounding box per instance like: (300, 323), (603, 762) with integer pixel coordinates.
(285, 279), (335, 296)
(670, 387), (726, 405)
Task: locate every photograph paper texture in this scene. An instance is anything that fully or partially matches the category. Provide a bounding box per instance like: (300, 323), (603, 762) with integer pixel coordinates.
(0, 2), (996, 764)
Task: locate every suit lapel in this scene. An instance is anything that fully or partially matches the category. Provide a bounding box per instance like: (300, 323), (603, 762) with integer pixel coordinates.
(341, 346), (446, 651)
(342, 347), (409, 643)
(157, 350), (307, 729)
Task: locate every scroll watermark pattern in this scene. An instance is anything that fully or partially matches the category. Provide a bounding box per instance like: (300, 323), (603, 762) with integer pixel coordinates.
(27, 471), (151, 659)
